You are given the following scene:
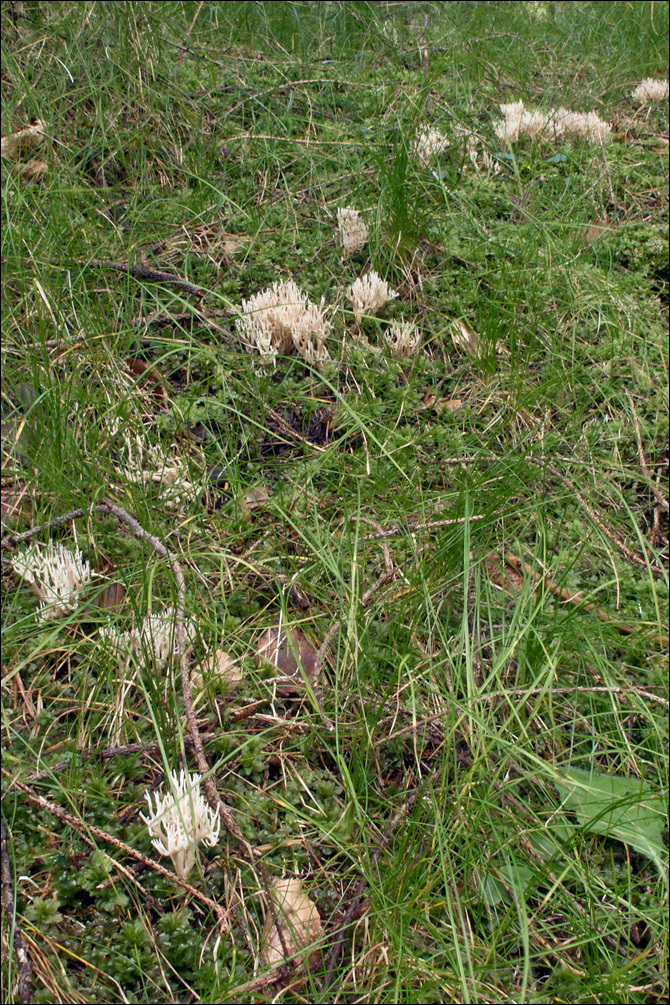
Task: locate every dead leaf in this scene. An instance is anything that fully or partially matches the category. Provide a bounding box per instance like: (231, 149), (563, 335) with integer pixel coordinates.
(261, 877), (323, 972)
(1, 120), (46, 159)
(126, 358), (168, 405)
(452, 319), (481, 357)
(288, 583), (310, 610)
(94, 582), (127, 612)
(221, 235), (250, 255)
(255, 625), (318, 695)
(487, 556), (525, 592)
(243, 485), (270, 510)
(16, 159), (48, 182)
(434, 396), (463, 413)
(191, 648), (243, 697)
(581, 214), (610, 245)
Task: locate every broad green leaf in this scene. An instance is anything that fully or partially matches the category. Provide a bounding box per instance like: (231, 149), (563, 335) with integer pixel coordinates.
(477, 864), (534, 906)
(477, 873), (506, 906)
(555, 767), (667, 874)
(498, 864), (534, 898)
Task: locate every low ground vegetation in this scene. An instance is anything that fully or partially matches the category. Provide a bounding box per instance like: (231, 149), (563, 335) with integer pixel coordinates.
(1, 2), (668, 1002)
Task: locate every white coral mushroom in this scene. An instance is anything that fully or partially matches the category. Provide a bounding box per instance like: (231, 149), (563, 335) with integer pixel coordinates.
(236, 280), (330, 365)
(385, 322), (420, 358)
(99, 607), (196, 672)
(11, 540), (92, 621)
(141, 769), (220, 880)
(632, 78), (669, 104)
(120, 434), (195, 510)
(337, 207), (368, 258)
(348, 271), (398, 320)
(413, 127), (449, 165)
(495, 100), (611, 144)
(137, 609), (196, 671)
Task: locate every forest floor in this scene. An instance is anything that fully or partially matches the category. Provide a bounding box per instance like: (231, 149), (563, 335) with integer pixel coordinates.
(1, 2), (668, 1002)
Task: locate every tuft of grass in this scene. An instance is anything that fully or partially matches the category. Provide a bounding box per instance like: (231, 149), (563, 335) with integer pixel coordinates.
(2, 2), (668, 1003)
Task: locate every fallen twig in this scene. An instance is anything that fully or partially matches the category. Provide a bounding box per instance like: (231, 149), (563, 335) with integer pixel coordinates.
(96, 499), (294, 963)
(359, 513), (485, 541)
(549, 468), (661, 572)
(320, 763), (443, 992)
(225, 963), (292, 996)
(504, 552), (668, 646)
(179, 0), (204, 60)
(626, 391), (669, 512)
(1, 818), (33, 1005)
(134, 306), (232, 331)
(1, 505), (110, 549)
(98, 498), (249, 851)
(89, 259), (206, 298)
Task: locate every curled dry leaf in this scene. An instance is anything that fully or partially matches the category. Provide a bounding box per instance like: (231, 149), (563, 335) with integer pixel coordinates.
(243, 485), (270, 511)
(126, 358), (168, 406)
(420, 388), (464, 413)
(255, 625), (318, 695)
(221, 234), (250, 255)
(581, 216), (611, 245)
(487, 556), (525, 593)
(434, 396), (464, 413)
(1, 120), (46, 159)
(191, 649), (243, 700)
(452, 320), (481, 357)
(94, 582), (127, 612)
(261, 877), (323, 972)
(16, 159), (48, 182)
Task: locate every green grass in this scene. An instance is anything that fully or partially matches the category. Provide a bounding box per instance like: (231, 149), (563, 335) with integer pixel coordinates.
(1, 2), (668, 1002)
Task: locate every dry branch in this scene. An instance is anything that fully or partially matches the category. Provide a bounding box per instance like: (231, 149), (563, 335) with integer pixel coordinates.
(504, 552), (669, 646)
(320, 763), (444, 992)
(89, 259), (206, 298)
(98, 498), (250, 851)
(549, 468), (662, 572)
(626, 391), (669, 512)
(1, 818), (33, 1005)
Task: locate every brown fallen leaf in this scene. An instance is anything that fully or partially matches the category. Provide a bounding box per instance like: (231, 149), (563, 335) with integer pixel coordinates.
(1, 120), (46, 159)
(288, 583), (310, 610)
(452, 319), (481, 357)
(255, 625), (318, 695)
(422, 387), (436, 408)
(581, 214), (610, 245)
(191, 648), (243, 703)
(419, 389), (464, 413)
(243, 485), (270, 510)
(221, 234), (250, 255)
(433, 396), (463, 413)
(487, 556), (525, 593)
(261, 877), (323, 973)
(126, 358), (169, 405)
(16, 159), (48, 182)
(94, 582), (127, 612)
